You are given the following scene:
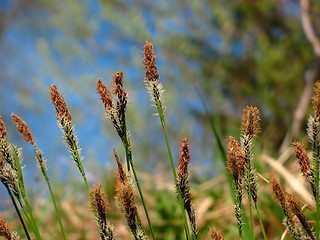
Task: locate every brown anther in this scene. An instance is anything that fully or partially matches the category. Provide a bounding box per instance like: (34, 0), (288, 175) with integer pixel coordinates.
(0, 217), (12, 240)
(11, 114), (36, 147)
(292, 141), (312, 178)
(143, 41), (159, 82)
(49, 84), (72, 122)
(177, 138), (190, 177)
(96, 78), (113, 111)
(114, 149), (126, 183)
(89, 184), (108, 222)
(209, 227), (224, 240)
(241, 106), (261, 138)
(227, 136), (245, 181)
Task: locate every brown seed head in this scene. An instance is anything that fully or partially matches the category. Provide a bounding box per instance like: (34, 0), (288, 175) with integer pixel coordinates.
(49, 84), (72, 122)
(227, 136), (245, 181)
(89, 184), (108, 222)
(271, 177), (285, 202)
(114, 150), (137, 234)
(241, 106), (261, 138)
(96, 78), (113, 111)
(114, 149), (126, 183)
(271, 177), (292, 218)
(11, 114), (36, 147)
(0, 217), (12, 240)
(286, 194), (314, 239)
(292, 141), (312, 178)
(177, 137), (190, 177)
(143, 41), (159, 82)
(112, 71), (127, 99)
(313, 81), (320, 117)
(115, 179), (137, 231)
(209, 227), (224, 240)
(0, 115), (7, 139)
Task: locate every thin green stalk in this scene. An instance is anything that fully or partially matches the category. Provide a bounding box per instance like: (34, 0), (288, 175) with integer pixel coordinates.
(154, 95), (191, 240)
(122, 117), (155, 240)
(36, 152), (67, 240)
(6, 186), (31, 240)
(8, 136), (41, 240)
(314, 140), (319, 240)
(254, 202), (267, 240)
(70, 138), (90, 194)
(193, 84), (252, 239)
(246, 163), (255, 239)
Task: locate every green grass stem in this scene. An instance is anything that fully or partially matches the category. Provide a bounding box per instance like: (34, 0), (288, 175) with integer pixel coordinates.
(8, 136), (42, 240)
(193, 84), (252, 239)
(6, 186), (31, 240)
(246, 162), (255, 239)
(153, 91), (192, 240)
(70, 138), (90, 195)
(254, 202), (267, 240)
(121, 116), (156, 240)
(35, 151), (67, 240)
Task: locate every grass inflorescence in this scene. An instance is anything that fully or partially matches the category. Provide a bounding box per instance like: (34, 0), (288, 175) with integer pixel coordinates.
(2, 42), (320, 240)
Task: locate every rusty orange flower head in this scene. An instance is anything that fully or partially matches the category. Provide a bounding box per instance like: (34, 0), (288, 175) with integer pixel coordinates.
(112, 71), (126, 98)
(0, 115), (7, 139)
(11, 113), (36, 147)
(143, 41), (159, 83)
(177, 138), (191, 177)
(114, 148), (126, 183)
(49, 84), (72, 122)
(209, 227), (224, 240)
(241, 106), (261, 138)
(313, 81), (320, 117)
(96, 78), (113, 111)
(227, 136), (245, 181)
(89, 184), (108, 222)
(292, 141), (312, 178)
(0, 217), (12, 240)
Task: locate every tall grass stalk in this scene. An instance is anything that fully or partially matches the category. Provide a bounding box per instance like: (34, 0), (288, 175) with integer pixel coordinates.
(155, 96), (192, 240)
(122, 115), (156, 239)
(8, 136), (42, 240)
(195, 84), (252, 239)
(143, 41), (192, 240)
(96, 72), (155, 239)
(11, 113), (67, 240)
(35, 151), (67, 240)
(6, 186), (31, 240)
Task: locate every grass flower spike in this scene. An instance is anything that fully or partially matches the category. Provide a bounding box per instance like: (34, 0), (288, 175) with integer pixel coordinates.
(227, 106), (266, 239)
(286, 194), (315, 239)
(89, 184), (116, 240)
(114, 149), (146, 240)
(209, 227), (224, 240)
(97, 73), (155, 239)
(176, 138), (198, 238)
(11, 113), (67, 240)
(226, 136), (245, 238)
(0, 217), (20, 240)
(49, 84), (89, 193)
(0, 116), (39, 240)
(143, 41), (192, 239)
(271, 177), (305, 239)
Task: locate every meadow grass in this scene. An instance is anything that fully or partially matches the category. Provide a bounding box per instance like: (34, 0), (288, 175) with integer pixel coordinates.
(1, 42), (320, 240)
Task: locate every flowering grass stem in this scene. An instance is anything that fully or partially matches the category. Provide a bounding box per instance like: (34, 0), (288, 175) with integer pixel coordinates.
(154, 95), (191, 240)
(6, 186), (31, 240)
(122, 115), (156, 239)
(8, 136), (41, 240)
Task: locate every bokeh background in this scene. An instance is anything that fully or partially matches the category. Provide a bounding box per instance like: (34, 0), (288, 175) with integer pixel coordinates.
(1, 0), (320, 239)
